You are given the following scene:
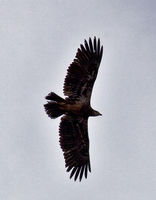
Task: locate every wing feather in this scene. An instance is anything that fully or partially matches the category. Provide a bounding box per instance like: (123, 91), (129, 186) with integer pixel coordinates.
(63, 37), (103, 102)
(89, 37), (93, 53)
(85, 164), (88, 178)
(79, 165), (85, 181)
(59, 115), (91, 181)
(74, 167), (81, 181)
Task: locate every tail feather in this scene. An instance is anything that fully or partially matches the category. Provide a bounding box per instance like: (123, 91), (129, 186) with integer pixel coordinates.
(45, 92), (66, 103)
(44, 92), (65, 119)
(44, 102), (64, 119)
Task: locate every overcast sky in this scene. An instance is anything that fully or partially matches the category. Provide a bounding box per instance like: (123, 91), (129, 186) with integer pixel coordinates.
(0, 0), (156, 199)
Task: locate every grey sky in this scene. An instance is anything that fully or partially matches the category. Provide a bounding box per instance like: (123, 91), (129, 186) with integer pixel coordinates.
(0, 0), (156, 199)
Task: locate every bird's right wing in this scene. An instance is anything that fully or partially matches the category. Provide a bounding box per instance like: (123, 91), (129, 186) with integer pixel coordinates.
(63, 37), (103, 103)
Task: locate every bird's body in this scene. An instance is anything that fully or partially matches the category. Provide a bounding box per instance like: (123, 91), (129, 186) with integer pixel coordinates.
(44, 37), (103, 181)
(59, 101), (85, 116)
(56, 101), (101, 117)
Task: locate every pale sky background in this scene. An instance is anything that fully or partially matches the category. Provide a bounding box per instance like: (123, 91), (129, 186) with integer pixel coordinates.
(0, 0), (156, 199)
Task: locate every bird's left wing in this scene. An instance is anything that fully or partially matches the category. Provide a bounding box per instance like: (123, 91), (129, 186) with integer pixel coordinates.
(59, 115), (91, 181)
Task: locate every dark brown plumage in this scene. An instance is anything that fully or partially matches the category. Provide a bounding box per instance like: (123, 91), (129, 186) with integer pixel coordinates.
(44, 37), (103, 181)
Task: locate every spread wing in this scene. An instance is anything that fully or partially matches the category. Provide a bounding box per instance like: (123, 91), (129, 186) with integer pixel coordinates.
(59, 115), (91, 181)
(63, 37), (103, 103)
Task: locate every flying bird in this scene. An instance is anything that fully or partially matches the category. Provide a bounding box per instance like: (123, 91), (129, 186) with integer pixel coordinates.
(44, 37), (103, 181)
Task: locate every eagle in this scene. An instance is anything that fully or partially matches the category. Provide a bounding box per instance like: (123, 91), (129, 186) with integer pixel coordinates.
(44, 37), (103, 181)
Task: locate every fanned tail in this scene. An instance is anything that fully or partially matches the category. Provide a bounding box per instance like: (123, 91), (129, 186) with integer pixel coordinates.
(44, 92), (65, 119)
(45, 92), (66, 103)
(44, 102), (63, 118)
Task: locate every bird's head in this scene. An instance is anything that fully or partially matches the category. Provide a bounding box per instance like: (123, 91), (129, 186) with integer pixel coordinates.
(90, 109), (102, 117)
